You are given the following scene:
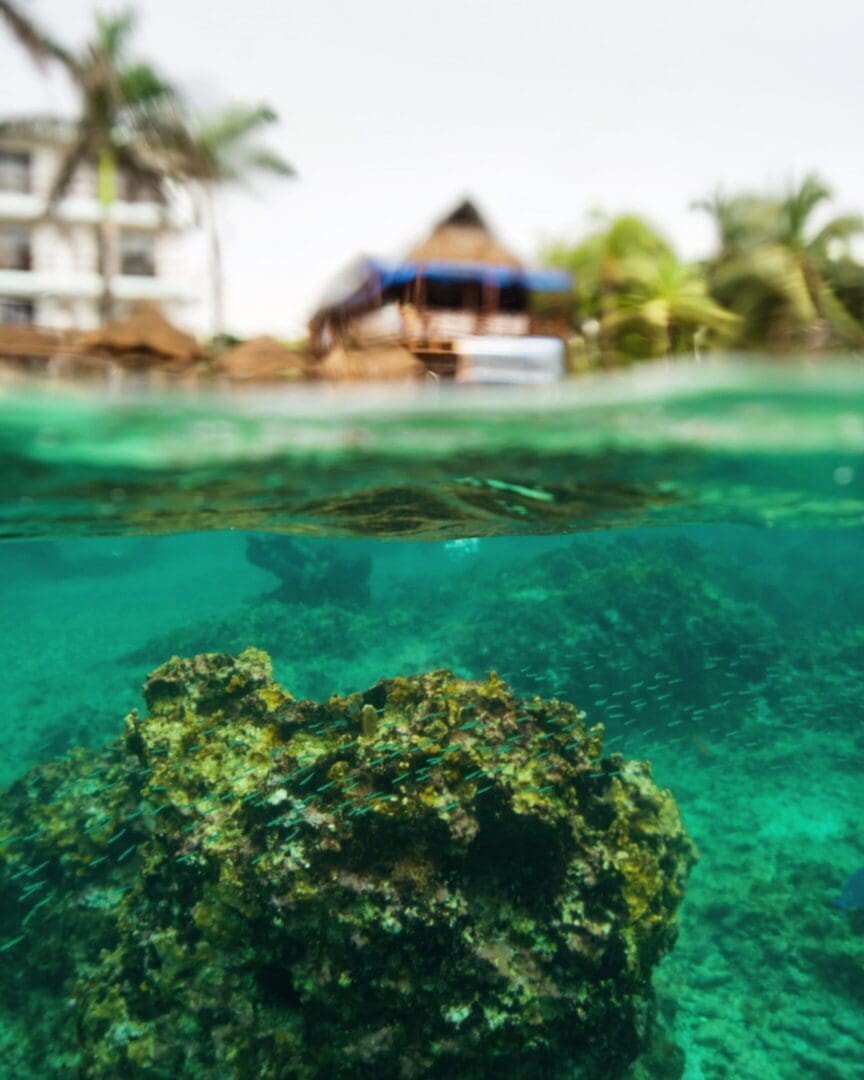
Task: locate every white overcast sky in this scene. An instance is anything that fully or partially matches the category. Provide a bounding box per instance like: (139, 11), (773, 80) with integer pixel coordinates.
(2, 0), (863, 337)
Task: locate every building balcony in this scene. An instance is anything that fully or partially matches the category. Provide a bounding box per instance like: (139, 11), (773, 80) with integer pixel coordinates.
(0, 191), (191, 231)
(0, 267), (193, 303)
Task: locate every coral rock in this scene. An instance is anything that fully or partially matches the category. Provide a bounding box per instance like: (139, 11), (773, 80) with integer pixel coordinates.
(0, 650), (696, 1079)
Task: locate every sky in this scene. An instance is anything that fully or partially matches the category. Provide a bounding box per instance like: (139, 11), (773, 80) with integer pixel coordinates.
(2, 0), (864, 337)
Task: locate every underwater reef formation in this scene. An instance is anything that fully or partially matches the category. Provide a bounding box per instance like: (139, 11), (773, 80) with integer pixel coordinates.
(124, 534), (782, 712)
(0, 650), (696, 1078)
(246, 535), (371, 605)
(451, 535), (784, 725)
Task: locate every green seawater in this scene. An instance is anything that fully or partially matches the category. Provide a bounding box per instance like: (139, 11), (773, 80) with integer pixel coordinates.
(0, 358), (862, 1078)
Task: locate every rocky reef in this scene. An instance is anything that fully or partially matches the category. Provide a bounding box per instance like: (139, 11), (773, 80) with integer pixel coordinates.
(0, 650), (696, 1078)
(246, 535), (371, 606)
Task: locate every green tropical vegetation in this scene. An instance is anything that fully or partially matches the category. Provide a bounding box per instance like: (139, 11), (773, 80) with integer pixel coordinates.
(694, 175), (864, 350)
(546, 177), (864, 365)
(544, 214), (739, 364)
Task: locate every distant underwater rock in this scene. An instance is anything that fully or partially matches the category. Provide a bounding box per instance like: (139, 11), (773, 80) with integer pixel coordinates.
(834, 867), (864, 912)
(246, 534), (371, 606)
(0, 649), (696, 1079)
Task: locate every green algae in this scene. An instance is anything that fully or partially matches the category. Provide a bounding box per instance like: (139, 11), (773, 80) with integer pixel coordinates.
(0, 648), (695, 1079)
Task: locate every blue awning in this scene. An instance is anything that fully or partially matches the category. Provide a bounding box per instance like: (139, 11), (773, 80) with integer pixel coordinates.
(367, 258), (571, 292)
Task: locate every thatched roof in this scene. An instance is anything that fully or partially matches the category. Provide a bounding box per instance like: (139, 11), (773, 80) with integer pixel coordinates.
(82, 302), (201, 364)
(212, 336), (309, 381)
(312, 344), (424, 382)
(407, 199), (522, 268)
(0, 323), (77, 358)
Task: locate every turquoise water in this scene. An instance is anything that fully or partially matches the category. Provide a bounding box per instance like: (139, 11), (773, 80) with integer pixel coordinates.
(0, 359), (862, 1077)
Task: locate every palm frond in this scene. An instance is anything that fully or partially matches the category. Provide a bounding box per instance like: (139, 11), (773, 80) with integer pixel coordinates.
(244, 147), (296, 178)
(94, 7), (136, 61)
(714, 245), (819, 324)
(667, 295), (741, 331)
(810, 215), (864, 257)
(183, 102), (295, 188)
(782, 173), (832, 246)
(114, 142), (164, 188)
(119, 107), (198, 181)
(694, 189), (781, 253)
(600, 304), (664, 332)
(813, 281), (864, 345)
(603, 215), (673, 262)
(0, 0), (78, 73)
(118, 62), (176, 108)
(199, 104), (279, 151)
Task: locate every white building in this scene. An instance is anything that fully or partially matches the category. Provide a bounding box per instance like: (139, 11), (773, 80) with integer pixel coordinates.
(0, 117), (200, 330)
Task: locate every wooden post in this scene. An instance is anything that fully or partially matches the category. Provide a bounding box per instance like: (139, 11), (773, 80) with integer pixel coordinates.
(481, 279), (498, 333)
(415, 270), (426, 341)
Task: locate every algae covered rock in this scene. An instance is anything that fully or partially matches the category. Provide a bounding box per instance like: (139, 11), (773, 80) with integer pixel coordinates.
(0, 649), (696, 1078)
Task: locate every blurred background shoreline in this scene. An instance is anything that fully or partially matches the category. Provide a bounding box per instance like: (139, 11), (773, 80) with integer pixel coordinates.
(2, 1), (863, 384)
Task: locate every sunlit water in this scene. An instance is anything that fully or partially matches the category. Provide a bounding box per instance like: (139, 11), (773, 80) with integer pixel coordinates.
(0, 358), (862, 1078)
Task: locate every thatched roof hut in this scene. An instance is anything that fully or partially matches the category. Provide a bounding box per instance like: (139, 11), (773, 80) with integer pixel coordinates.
(0, 323), (78, 360)
(308, 198), (571, 372)
(212, 337), (309, 381)
(311, 344), (424, 381)
(81, 302), (200, 365)
(407, 199), (522, 268)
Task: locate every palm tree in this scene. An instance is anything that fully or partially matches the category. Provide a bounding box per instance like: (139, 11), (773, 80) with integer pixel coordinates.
(601, 251), (739, 359)
(1, 5), (186, 323)
(172, 105), (295, 340)
(544, 213), (675, 328)
(0, 1), (75, 68)
(544, 214), (736, 361)
(695, 176), (864, 348)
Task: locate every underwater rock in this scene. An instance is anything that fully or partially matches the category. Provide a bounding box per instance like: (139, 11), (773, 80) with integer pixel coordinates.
(0, 649), (696, 1079)
(246, 534), (371, 606)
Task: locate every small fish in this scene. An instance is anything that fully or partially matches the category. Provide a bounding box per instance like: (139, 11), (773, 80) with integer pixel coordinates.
(833, 867), (864, 912)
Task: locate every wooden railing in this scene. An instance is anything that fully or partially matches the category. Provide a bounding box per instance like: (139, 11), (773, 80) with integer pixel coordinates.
(350, 304), (569, 351)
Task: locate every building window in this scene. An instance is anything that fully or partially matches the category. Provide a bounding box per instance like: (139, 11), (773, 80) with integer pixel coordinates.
(0, 150), (31, 194)
(0, 225), (32, 271)
(119, 232), (156, 276)
(0, 297), (35, 325)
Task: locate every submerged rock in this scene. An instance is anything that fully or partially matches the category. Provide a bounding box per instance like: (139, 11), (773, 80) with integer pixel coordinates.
(0, 650), (696, 1078)
(246, 534), (372, 606)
